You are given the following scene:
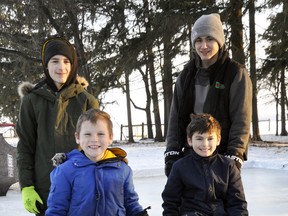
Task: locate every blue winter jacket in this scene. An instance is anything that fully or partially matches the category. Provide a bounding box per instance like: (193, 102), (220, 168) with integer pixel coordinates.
(45, 149), (144, 216)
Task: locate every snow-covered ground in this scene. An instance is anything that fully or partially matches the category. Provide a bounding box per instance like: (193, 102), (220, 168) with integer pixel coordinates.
(1, 135), (288, 216)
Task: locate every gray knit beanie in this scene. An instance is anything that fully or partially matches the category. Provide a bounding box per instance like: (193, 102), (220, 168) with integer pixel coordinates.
(191, 13), (225, 48)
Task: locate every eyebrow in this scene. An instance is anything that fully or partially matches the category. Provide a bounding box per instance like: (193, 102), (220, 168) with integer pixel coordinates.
(197, 36), (213, 39)
(194, 134), (204, 138)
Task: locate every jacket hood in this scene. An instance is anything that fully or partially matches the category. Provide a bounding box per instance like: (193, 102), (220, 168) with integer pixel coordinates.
(17, 75), (90, 98)
(41, 37), (78, 92)
(17, 81), (35, 98)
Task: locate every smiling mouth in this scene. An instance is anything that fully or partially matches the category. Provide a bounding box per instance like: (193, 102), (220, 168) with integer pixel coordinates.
(201, 51), (211, 55)
(89, 145), (100, 149)
(201, 148), (211, 151)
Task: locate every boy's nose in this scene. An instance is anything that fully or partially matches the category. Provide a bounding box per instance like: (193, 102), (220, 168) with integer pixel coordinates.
(203, 139), (209, 146)
(92, 134), (99, 141)
(58, 61), (65, 69)
(201, 41), (208, 48)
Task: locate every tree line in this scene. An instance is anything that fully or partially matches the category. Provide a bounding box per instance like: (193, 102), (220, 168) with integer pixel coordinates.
(0, 0), (287, 142)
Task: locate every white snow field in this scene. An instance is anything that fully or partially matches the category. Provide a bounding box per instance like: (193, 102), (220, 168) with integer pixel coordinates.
(1, 135), (288, 216)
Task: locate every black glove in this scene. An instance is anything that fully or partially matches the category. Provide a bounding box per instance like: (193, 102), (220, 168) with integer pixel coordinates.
(225, 155), (243, 170)
(136, 206), (151, 216)
(164, 148), (183, 177)
(51, 153), (67, 167)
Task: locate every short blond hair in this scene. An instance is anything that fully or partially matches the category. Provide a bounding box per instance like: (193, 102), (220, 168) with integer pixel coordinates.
(76, 108), (113, 136)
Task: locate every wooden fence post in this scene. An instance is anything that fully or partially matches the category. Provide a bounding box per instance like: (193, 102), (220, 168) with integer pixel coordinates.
(141, 122), (144, 139)
(120, 124), (123, 141)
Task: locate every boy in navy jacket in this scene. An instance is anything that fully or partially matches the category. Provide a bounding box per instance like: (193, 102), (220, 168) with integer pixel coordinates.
(162, 113), (248, 216)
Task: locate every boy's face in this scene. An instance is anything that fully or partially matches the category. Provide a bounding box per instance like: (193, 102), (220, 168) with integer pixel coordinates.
(194, 36), (219, 68)
(75, 119), (113, 162)
(187, 131), (220, 157)
(47, 55), (71, 90)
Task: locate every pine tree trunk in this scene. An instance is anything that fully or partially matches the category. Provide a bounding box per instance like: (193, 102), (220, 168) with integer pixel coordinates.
(162, 39), (173, 139)
(249, 0), (261, 141)
(228, 0), (245, 64)
(280, 2), (287, 136)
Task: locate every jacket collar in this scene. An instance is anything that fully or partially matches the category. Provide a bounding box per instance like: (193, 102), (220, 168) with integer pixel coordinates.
(66, 148), (127, 167)
(17, 76), (89, 100)
(189, 147), (218, 162)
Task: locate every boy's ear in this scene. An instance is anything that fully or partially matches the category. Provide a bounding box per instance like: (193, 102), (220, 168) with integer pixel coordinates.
(75, 132), (80, 144)
(217, 135), (221, 146)
(109, 133), (114, 145)
(187, 136), (192, 145)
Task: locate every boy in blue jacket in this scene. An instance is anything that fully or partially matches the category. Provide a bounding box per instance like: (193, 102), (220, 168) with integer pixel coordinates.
(46, 108), (149, 216)
(162, 113), (248, 216)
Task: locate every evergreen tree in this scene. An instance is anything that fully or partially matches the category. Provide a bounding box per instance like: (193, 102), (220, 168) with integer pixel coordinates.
(261, 0), (288, 136)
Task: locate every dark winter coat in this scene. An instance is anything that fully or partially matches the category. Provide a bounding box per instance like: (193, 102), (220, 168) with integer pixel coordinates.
(166, 50), (252, 161)
(16, 76), (99, 212)
(162, 150), (248, 216)
(46, 148), (144, 216)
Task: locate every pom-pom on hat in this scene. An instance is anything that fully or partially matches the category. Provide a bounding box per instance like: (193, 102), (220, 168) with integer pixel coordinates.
(191, 13), (225, 48)
(41, 38), (74, 66)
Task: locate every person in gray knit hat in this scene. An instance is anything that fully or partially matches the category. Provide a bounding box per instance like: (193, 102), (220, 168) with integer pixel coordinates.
(16, 37), (99, 216)
(164, 13), (252, 178)
(191, 13), (225, 48)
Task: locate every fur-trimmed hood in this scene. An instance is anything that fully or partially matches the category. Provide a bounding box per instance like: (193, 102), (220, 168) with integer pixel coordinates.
(17, 76), (90, 98)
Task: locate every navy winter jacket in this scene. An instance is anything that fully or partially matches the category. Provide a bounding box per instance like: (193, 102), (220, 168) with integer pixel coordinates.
(162, 150), (248, 216)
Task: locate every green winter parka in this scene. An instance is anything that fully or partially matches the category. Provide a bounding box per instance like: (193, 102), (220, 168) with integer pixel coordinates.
(16, 76), (99, 211)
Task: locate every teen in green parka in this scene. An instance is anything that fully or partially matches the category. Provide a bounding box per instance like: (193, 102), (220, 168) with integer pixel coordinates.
(16, 37), (99, 216)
